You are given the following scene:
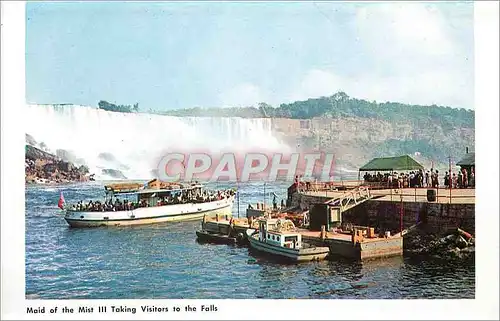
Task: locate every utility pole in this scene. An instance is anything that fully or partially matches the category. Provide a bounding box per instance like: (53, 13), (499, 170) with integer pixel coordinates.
(400, 193), (404, 234)
(263, 181), (266, 210)
(237, 182), (240, 218)
(449, 156), (452, 204)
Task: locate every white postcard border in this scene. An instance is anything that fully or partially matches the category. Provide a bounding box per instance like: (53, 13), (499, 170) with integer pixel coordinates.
(1, 1), (498, 320)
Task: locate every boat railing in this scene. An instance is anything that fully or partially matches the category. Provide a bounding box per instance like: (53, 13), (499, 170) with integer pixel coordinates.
(66, 193), (234, 212)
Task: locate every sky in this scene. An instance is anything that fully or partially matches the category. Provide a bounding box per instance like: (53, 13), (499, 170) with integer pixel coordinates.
(26, 1), (474, 111)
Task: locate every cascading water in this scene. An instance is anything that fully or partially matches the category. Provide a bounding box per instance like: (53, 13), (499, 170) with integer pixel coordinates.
(25, 104), (291, 180)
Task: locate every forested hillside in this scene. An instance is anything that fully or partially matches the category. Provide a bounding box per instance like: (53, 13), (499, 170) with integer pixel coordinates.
(158, 91), (474, 131)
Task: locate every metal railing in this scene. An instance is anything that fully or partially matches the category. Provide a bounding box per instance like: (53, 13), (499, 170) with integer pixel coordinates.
(337, 186), (372, 212)
(295, 181), (474, 204)
(387, 187), (475, 203)
(295, 180), (363, 193)
(322, 186), (373, 213)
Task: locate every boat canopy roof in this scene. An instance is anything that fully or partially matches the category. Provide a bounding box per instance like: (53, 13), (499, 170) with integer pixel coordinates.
(112, 187), (197, 196)
(104, 182), (144, 193)
(104, 181), (204, 195)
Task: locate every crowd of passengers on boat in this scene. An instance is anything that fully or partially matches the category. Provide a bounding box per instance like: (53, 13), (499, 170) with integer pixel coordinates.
(69, 189), (236, 212)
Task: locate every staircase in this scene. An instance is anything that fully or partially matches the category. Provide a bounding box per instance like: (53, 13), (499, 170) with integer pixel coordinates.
(325, 186), (373, 216)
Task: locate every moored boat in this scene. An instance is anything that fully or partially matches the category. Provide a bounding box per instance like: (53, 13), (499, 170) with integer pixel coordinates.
(195, 230), (237, 245)
(246, 218), (330, 262)
(62, 179), (235, 228)
(196, 215), (252, 245)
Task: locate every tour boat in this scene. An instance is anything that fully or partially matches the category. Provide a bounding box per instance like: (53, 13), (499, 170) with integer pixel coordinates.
(62, 179), (235, 228)
(246, 218), (330, 262)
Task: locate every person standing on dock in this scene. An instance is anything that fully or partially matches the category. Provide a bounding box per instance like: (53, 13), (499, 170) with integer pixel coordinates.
(462, 168), (468, 188)
(294, 175), (300, 192)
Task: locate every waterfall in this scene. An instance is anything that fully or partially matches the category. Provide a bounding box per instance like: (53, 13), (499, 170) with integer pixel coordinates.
(25, 104), (291, 180)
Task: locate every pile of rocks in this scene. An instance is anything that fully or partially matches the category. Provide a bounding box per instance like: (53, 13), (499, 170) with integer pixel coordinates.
(25, 145), (94, 185)
(405, 228), (475, 260)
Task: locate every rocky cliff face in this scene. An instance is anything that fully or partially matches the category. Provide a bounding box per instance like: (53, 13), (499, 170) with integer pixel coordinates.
(25, 144), (93, 184)
(271, 117), (474, 172)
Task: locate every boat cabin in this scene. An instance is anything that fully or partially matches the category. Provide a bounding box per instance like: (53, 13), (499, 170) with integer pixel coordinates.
(258, 219), (302, 249)
(104, 181), (206, 207)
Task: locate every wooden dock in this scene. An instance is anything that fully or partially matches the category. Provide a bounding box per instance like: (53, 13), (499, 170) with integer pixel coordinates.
(201, 216), (403, 260)
(300, 229), (403, 260)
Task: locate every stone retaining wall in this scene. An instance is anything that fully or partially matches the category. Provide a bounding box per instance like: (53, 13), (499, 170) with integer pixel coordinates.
(343, 201), (474, 234)
(292, 192), (475, 235)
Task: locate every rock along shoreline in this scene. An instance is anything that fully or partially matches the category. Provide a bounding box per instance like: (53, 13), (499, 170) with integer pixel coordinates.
(404, 227), (475, 261)
(25, 144), (94, 185)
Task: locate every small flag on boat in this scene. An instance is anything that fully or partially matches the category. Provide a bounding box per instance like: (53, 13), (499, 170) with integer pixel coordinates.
(58, 192), (65, 210)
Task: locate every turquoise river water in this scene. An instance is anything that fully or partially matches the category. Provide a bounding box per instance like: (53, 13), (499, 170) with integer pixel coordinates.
(25, 181), (475, 299)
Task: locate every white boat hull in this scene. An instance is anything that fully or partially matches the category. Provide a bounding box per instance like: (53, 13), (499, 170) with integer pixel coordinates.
(246, 230), (329, 262)
(64, 197), (234, 228)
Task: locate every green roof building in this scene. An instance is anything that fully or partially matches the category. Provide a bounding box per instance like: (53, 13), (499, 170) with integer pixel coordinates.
(359, 155), (424, 172)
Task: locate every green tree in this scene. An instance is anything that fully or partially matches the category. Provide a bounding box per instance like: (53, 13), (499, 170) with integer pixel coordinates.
(97, 100), (133, 113)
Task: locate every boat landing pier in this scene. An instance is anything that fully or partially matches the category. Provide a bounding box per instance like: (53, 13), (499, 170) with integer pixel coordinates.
(300, 228), (403, 260)
(302, 187), (475, 204)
